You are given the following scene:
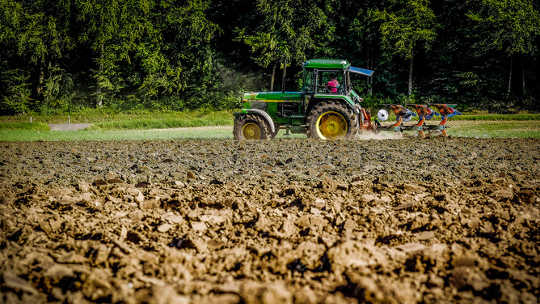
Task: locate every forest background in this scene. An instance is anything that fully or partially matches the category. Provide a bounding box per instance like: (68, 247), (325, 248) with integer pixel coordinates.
(1, 0), (539, 116)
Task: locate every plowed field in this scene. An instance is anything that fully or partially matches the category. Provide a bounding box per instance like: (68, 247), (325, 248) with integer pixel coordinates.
(0, 138), (538, 303)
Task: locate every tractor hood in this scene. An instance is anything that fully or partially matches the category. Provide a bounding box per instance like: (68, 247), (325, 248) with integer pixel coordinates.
(242, 91), (303, 102)
(348, 66), (374, 77)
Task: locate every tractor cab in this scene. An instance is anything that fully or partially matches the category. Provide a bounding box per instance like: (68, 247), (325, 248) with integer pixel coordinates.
(302, 59), (374, 96)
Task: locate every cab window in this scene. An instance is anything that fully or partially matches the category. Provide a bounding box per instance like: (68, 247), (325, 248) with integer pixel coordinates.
(303, 69), (315, 93)
(317, 70), (344, 94)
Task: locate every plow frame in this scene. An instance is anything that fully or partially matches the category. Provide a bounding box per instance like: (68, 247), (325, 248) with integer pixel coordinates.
(375, 103), (460, 137)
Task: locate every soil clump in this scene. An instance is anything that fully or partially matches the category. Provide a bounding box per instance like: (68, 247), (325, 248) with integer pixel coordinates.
(0, 138), (538, 303)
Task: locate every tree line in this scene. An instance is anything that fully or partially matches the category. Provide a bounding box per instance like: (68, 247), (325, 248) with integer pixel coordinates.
(1, 0), (539, 115)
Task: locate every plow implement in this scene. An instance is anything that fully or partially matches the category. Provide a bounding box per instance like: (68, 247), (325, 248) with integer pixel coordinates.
(375, 104), (461, 138)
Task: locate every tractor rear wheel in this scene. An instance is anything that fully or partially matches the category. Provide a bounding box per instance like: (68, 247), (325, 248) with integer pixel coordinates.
(307, 102), (356, 140)
(270, 124), (280, 138)
(233, 114), (271, 140)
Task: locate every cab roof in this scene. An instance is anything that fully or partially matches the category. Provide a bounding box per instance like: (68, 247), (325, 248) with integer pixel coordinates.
(303, 59), (350, 69)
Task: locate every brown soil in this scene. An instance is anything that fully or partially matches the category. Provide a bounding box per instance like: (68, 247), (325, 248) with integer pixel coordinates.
(0, 138), (538, 303)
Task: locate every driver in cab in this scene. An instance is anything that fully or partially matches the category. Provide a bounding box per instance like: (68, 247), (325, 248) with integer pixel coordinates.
(327, 74), (339, 93)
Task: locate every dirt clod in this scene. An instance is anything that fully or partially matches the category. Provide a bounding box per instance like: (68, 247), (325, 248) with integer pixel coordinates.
(0, 138), (538, 303)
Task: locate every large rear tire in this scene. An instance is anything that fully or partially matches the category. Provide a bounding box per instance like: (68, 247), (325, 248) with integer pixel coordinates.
(270, 124), (280, 138)
(307, 102), (356, 140)
(233, 114), (271, 140)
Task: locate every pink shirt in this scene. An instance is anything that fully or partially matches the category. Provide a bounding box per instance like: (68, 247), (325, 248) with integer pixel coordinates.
(327, 79), (339, 93)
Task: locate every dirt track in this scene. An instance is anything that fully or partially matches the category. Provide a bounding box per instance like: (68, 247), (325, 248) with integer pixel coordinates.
(48, 124), (92, 131)
(0, 138), (538, 303)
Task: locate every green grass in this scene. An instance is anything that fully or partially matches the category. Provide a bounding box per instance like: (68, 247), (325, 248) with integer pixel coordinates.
(377, 120), (540, 139)
(0, 122), (50, 131)
(2, 110), (538, 133)
(0, 127), (233, 141)
(1, 121), (538, 141)
(0, 109), (235, 132)
(0, 109), (236, 125)
(1, 108), (539, 141)
(446, 121), (540, 138)
(452, 113), (540, 121)
(90, 113), (233, 130)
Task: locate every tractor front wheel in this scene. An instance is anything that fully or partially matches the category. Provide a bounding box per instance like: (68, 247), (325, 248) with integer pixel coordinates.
(233, 114), (271, 140)
(307, 102), (355, 140)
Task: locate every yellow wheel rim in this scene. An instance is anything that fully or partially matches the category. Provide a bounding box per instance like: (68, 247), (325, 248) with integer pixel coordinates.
(316, 111), (348, 139)
(241, 122), (261, 139)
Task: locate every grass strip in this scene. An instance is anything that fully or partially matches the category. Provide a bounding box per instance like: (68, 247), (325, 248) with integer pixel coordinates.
(2, 110), (538, 126)
(446, 121), (540, 138)
(0, 109), (236, 124)
(1, 121), (538, 141)
(0, 127), (234, 141)
(0, 122), (50, 131)
(452, 114), (540, 121)
(91, 117), (233, 130)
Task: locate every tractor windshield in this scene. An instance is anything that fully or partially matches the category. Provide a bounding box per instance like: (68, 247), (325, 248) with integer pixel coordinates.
(317, 70), (345, 94)
(304, 66), (372, 94)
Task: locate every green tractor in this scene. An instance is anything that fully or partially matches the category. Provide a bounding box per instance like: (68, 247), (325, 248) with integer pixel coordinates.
(234, 59), (375, 140)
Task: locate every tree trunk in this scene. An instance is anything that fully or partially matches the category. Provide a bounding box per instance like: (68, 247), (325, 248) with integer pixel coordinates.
(281, 60), (287, 92)
(368, 75), (373, 96)
(270, 63), (276, 91)
(35, 63), (44, 97)
(39, 70), (44, 96)
(367, 49), (373, 96)
(97, 43), (104, 107)
(408, 54), (413, 96)
(521, 57), (525, 96)
(506, 56), (512, 97)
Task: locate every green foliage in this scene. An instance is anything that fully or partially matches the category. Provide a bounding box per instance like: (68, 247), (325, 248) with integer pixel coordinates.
(0, 0), (68, 65)
(42, 65), (75, 112)
(371, 0), (437, 59)
(75, 0), (223, 106)
(370, 0), (438, 96)
(0, 0), (539, 115)
(467, 0), (540, 56)
(237, 0), (334, 80)
(237, 0), (294, 68)
(0, 69), (33, 114)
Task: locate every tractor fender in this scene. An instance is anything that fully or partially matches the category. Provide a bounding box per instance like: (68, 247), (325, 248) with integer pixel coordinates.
(235, 109), (276, 134)
(343, 101), (359, 114)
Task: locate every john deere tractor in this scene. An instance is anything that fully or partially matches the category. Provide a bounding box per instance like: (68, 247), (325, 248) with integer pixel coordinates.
(234, 59), (375, 140)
